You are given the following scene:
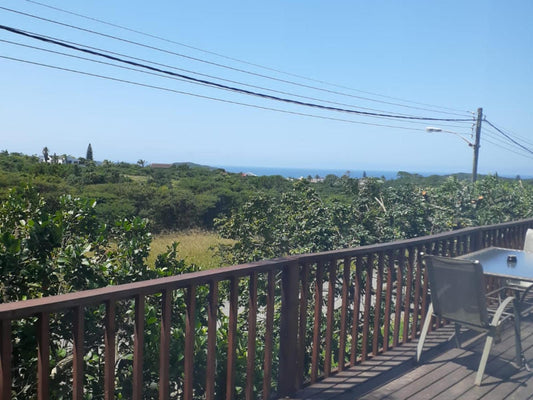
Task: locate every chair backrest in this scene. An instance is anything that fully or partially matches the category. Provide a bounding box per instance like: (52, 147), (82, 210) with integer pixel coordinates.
(424, 255), (489, 328)
(524, 228), (533, 253)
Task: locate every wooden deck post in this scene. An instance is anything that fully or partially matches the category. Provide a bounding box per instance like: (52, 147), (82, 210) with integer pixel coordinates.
(0, 319), (12, 400)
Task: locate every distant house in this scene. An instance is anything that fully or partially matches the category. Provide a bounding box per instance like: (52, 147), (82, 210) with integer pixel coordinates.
(150, 163), (173, 169)
(40, 155), (80, 164)
(61, 156), (80, 165)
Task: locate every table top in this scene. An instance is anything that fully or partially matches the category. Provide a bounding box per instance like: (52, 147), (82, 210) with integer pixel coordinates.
(458, 247), (533, 282)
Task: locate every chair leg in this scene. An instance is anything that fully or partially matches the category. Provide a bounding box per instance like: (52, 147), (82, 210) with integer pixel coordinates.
(417, 303), (433, 362)
(475, 335), (493, 386)
(475, 295), (514, 385)
(454, 323), (462, 348)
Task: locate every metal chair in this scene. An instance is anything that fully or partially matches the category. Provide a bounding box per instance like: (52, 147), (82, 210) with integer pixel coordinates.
(524, 228), (533, 253)
(416, 254), (516, 386)
(515, 228), (533, 312)
(505, 228), (533, 310)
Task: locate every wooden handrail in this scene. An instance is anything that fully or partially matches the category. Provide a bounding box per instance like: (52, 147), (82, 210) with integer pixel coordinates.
(1, 218), (531, 319)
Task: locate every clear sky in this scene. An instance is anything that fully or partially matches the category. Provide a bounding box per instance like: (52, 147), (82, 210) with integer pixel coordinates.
(1, 0), (532, 176)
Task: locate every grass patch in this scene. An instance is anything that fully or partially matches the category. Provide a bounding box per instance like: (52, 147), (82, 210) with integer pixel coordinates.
(149, 230), (234, 270)
(124, 175), (149, 183)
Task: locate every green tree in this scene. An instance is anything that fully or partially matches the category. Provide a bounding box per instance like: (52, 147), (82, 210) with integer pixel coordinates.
(216, 181), (355, 264)
(42, 146), (49, 162)
(86, 143), (93, 161)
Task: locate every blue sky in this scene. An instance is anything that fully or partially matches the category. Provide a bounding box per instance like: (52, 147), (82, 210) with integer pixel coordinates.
(1, 0), (532, 176)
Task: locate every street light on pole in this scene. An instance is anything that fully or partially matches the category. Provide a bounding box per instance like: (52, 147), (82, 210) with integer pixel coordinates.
(426, 107), (483, 182)
(425, 127), (474, 147)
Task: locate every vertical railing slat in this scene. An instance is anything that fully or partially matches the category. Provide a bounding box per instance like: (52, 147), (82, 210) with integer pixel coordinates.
(245, 273), (258, 400)
(133, 295), (145, 400)
(262, 270), (274, 400)
(350, 257), (362, 365)
(206, 281), (218, 400)
(226, 278), (239, 400)
(383, 252), (393, 352)
(324, 260), (336, 377)
(37, 312), (50, 400)
(159, 291), (171, 400)
(72, 306), (84, 400)
(279, 261), (299, 397)
(411, 248), (422, 340)
(184, 286), (196, 400)
(372, 253), (384, 356)
(361, 255), (374, 361)
(311, 262), (324, 383)
(393, 254), (404, 347)
(421, 249), (431, 333)
(338, 257), (351, 371)
(403, 248), (414, 343)
(297, 263), (309, 387)
(105, 301), (116, 400)
(450, 236), (458, 257)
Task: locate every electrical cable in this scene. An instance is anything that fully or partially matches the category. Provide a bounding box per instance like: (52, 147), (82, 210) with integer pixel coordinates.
(481, 135), (533, 160)
(482, 128), (533, 160)
(484, 119), (533, 147)
(482, 129), (523, 152)
(22, 0), (471, 115)
(0, 5), (472, 117)
(0, 54), (436, 132)
(0, 24), (474, 123)
(0, 36), (428, 118)
(0, 38), (228, 91)
(3, 51), (525, 164)
(484, 119), (533, 156)
(3, 34), (476, 129)
(481, 125), (518, 145)
(481, 125), (533, 160)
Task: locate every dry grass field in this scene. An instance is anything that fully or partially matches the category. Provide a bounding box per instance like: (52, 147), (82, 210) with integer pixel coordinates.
(148, 230), (234, 270)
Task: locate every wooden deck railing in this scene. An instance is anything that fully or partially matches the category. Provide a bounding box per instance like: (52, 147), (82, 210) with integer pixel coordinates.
(1, 219), (533, 399)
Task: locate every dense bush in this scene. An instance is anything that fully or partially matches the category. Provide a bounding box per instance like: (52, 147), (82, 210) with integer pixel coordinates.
(216, 176), (533, 264)
(2, 151), (532, 265)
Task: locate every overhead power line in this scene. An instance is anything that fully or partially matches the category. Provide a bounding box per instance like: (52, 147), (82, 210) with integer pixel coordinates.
(484, 119), (533, 156)
(5, 34), (474, 130)
(0, 5), (471, 117)
(0, 54), (435, 132)
(0, 36), (429, 118)
(0, 38), (217, 89)
(481, 132), (533, 160)
(483, 120), (533, 148)
(22, 0), (471, 115)
(0, 24), (474, 123)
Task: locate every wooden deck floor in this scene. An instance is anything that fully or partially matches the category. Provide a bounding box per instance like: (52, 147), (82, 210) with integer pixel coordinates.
(291, 314), (533, 399)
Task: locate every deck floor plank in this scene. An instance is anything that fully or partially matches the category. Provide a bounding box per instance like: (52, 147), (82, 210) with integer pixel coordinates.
(291, 315), (533, 400)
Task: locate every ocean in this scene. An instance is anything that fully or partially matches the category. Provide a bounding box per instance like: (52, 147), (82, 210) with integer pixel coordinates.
(217, 166), (425, 180)
(216, 166), (530, 180)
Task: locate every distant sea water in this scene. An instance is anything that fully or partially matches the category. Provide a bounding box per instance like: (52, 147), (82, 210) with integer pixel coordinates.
(217, 166), (427, 180)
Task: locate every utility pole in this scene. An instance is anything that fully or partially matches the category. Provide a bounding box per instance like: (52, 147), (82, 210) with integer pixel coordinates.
(472, 107), (483, 182)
